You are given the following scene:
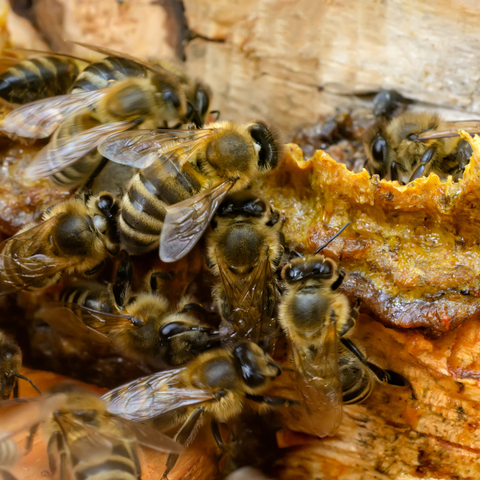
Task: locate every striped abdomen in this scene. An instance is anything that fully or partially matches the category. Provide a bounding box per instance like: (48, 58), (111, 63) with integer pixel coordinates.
(70, 57), (148, 94)
(0, 439), (19, 479)
(50, 114), (105, 188)
(0, 56), (83, 104)
(339, 345), (374, 404)
(60, 285), (112, 313)
(119, 161), (205, 255)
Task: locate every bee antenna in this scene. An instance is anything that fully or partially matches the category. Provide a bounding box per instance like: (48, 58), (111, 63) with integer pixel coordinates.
(13, 373), (42, 395)
(313, 222), (351, 256)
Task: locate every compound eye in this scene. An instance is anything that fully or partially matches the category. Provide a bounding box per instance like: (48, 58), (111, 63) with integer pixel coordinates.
(309, 260), (332, 278)
(283, 264), (298, 284)
(160, 322), (189, 340)
(97, 194), (114, 214)
(371, 134), (387, 164)
(162, 89), (181, 110)
(248, 123), (279, 171)
(196, 88), (210, 116)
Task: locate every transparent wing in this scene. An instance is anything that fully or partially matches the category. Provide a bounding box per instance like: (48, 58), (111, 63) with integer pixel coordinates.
(0, 217), (80, 293)
(98, 128), (215, 168)
(160, 180), (234, 263)
(70, 41), (172, 76)
(25, 120), (137, 179)
(0, 398), (43, 442)
(289, 321), (342, 437)
(37, 303), (114, 345)
(118, 417), (184, 453)
(414, 121), (480, 141)
(1, 89), (106, 138)
(102, 369), (215, 422)
(217, 247), (273, 344)
(3, 48), (90, 64)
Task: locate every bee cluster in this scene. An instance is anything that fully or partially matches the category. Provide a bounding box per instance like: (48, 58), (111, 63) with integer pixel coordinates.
(0, 43), (469, 480)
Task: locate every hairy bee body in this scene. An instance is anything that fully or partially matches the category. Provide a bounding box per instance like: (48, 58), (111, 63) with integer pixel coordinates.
(364, 111), (473, 183)
(117, 121), (283, 256)
(0, 332), (21, 400)
(206, 192), (284, 347)
(0, 193), (119, 292)
(0, 56), (84, 104)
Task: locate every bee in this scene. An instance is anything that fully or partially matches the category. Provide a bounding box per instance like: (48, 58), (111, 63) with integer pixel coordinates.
(97, 120), (284, 262)
(0, 192), (119, 293)
(363, 112), (480, 183)
(44, 260), (220, 368)
(102, 341), (295, 478)
(205, 192), (284, 350)
(0, 383), (182, 480)
(0, 53), (88, 105)
(0, 439), (20, 480)
(0, 331), (41, 400)
(3, 43), (211, 188)
(278, 224), (407, 437)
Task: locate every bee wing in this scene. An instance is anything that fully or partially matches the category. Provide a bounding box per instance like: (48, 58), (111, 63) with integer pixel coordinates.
(217, 248), (273, 344)
(414, 121), (480, 141)
(0, 217), (81, 293)
(98, 128), (215, 168)
(70, 41), (172, 77)
(102, 369), (215, 422)
(118, 417), (184, 453)
(24, 121), (138, 179)
(290, 321), (342, 437)
(38, 304), (113, 345)
(159, 180), (234, 263)
(54, 413), (116, 464)
(1, 89), (106, 138)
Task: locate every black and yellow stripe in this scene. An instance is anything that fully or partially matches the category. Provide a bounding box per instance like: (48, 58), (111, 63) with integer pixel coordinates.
(0, 56), (82, 104)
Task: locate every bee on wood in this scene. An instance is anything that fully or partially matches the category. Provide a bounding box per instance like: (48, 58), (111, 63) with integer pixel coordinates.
(278, 224), (407, 437)
(0, 192), (119, 293)
(0, 331), (40, 400)
(205, 192), (284, 351)
(42, 259), (220, 368)
(0, 383), (182, 480)
(102, 341), (295, 478)
(97, 120), (284, 262)
(364, 112), (480, 183)
(2, 43), (211, 188)
(0, 52), (88, 105)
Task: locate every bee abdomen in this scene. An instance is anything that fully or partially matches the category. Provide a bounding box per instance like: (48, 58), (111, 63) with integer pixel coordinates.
(118, 166), (202, 255)
(70, 57), (148, 94)
(340, 357), (374, 405)
(0, 56), (82, 104)
(60, 286), (112, 313)
(51, 152), (104, 188)
(72, 452), (140, 480)
(0, 439), (19, 468)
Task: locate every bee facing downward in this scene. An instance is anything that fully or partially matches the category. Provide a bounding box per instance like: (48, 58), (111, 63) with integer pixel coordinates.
(278, 224), (408, 437)
(364, 111), (479, 183)
(98, 120), (284, 263)
(103, 341), (295, 478)
(45, 259), (220, 368)
(0, 192), (119, 293)
(206, 192), (285, 350)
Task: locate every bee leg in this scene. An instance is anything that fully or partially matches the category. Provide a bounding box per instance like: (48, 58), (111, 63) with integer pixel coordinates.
(211, 419), (228, 452)
(25, 422), (39, 455)
(245, 394), (299, 408)
(340, 337), (409, 387)
(112, 257), (133, 309)
(409, 147), (436, 182)
(46, 431), (67, 478)
(84, 261), (105, 277)
(12, 378), (18, 398)
(163, 407), (205, 479)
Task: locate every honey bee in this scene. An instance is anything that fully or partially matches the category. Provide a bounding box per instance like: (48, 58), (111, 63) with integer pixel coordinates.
(205, 192), (284, 350)
(0, 331), (41, 400)
(0, 383), (183, 480)
(363, 112), (480, 183)
(3, 43), (210, 188)
(102, 341), (294, 477)
(97, 121), (284, 262)
(0, 53), (88, 104)
(278, 224), (407, 437)
(44, 261), (220, 368)
(0, 192), (119, 293)
(0, 439), (20, 480)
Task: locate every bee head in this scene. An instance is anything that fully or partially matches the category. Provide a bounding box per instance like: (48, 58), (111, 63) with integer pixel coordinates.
(282, 257), (336, 284)
(217, 192), (268, 219)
